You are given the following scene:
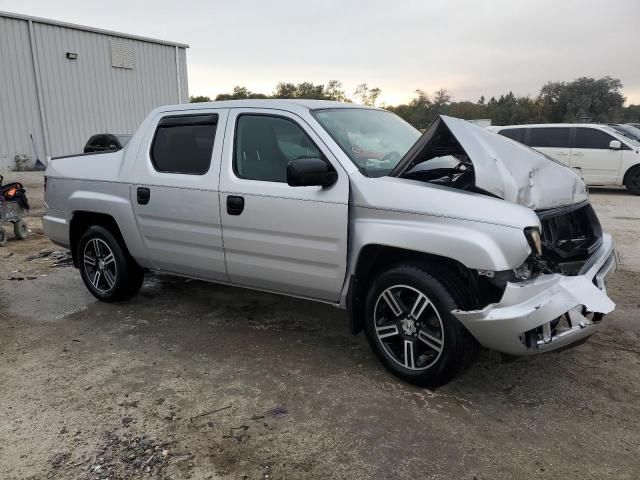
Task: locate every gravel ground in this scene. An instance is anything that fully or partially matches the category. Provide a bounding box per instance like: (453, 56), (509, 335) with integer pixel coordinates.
(1, 172), (639, 479)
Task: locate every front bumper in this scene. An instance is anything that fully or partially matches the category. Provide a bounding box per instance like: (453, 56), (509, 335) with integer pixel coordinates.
(454, 233), (617, 355)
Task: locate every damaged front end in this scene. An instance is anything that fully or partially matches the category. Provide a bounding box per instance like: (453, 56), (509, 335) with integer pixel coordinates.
(453, 233), (616, 355)
(454, 207), (616, 356)
(389, 115), (617, 355)
(453, 198), (616, 356)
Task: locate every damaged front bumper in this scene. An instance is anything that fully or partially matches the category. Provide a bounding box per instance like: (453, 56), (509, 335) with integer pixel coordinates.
(454, 233), (617, 356)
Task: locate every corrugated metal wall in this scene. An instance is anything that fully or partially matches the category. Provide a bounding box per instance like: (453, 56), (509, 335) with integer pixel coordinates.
(0, 16), (46, 171)
(0, 13), (188, 171)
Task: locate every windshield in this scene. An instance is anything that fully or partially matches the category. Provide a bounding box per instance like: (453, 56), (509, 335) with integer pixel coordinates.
(608, 124), (640, 143)
(313, 108), (421, 176)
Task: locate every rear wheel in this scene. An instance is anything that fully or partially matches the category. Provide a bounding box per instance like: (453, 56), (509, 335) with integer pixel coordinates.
(13, 219), (28, 240)
(624, 166), (640, 195)
(78, 226), (144, 302)
(364, 264), (477, 387)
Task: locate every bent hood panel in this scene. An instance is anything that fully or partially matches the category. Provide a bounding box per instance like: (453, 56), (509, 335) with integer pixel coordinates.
(392, 116), (588, 210)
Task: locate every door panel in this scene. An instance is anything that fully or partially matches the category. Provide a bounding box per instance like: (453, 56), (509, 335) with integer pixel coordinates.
(533, 147), (571, 165)
(219, 109), (349, 301)
(527, 127), (571, 166)
(571, 128), (622, 185)
(131, 108), (230, 281)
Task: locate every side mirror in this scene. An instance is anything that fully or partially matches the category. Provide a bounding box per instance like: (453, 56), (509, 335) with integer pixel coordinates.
(609, 140), (622, 150)
(287, 158), (338, 187)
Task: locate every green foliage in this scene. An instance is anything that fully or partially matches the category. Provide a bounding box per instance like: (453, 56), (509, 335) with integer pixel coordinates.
(215, 86), (268, 101)
(189, 95), (211, 103)
(539, 76), (625, 122)
(191, 76), (640, 126)
(354, 83), (381, 106)
(388, 77), (636, 127)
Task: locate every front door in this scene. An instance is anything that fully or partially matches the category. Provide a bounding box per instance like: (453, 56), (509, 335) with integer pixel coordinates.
(130, 108), (229, 281)
(570, 127), (622, 185)
(219, 109), (349, 301)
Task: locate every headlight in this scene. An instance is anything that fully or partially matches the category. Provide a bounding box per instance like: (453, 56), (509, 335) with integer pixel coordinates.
(524, 227), (542, 256)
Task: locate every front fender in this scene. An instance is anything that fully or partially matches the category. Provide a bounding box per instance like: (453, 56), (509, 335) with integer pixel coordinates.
(349, 206), (530, 273)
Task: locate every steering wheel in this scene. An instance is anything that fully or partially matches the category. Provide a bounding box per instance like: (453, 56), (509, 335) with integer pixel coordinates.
(382, 151), (401, 163)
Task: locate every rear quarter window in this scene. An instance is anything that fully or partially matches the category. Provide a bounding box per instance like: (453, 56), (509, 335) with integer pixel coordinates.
(498, 128), (526, 143)
(151, 114), (218, 174)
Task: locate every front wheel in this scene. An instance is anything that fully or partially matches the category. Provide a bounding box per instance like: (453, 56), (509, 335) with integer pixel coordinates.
(364, 264), (477, 387)
(624, 166), (640, 195)
(78, 226), (144, 302)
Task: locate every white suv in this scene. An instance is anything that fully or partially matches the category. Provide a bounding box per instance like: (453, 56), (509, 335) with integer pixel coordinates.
(488, 124), (640, 194)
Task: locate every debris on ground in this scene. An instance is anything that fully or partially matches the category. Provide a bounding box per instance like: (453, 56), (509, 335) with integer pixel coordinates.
(25, 249), (53, 261)
(8, 274), (37, 281)
(189, 405), (231, 422)
(266, 405), (288, 418)
(48, 431), (177, 479)
(24, 248), (73, 267)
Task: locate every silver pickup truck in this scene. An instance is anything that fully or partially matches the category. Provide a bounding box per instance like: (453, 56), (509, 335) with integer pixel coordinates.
(43, 100), (617, 386)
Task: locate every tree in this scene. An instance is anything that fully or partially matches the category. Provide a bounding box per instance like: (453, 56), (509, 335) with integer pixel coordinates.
(325, 80), (348, 102)
(432, 88), (452, 114)
(189, 95), (211, 103)
(215, 86), (268, 101)
(539, 76), (625, 122)
(354, 83), (382, 106)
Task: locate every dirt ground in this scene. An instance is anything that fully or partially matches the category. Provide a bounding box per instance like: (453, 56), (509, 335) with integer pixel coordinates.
(1, 172), (639, 480)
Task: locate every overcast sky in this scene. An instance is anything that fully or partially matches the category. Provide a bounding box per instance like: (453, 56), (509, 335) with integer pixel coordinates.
(3, 0), (639, 105)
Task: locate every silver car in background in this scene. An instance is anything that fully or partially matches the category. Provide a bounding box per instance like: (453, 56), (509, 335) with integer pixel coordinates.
(42, 100), (617, 386)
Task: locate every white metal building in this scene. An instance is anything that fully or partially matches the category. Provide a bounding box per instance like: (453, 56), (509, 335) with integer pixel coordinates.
(0, 11), (188, 171)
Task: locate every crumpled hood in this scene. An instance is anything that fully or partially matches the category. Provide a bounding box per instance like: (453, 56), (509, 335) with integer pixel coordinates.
(391, 115), (588, 210)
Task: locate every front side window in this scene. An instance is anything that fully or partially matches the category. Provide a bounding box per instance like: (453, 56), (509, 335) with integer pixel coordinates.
(313, 108), (421, 176)
(151, 114), (217, 174)
(234, 115), (323, 182)
(573, 128), (615, 149)
(528, 127), (571, 148)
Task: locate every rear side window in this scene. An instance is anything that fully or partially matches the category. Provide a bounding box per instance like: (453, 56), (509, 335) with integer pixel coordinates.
(528, 128), (571, 148)
(498, 128), (526, 143)
(151, 114), (218, 174)
(573, 128), (615, 149)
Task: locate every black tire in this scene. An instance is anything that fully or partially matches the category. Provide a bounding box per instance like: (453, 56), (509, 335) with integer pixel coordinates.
(13, 219), (28, 240)
(364, 263), (477, 387)
(77, 225), (144, 302)
(624, 166), (640, 195)
(0, 227), (7, 247)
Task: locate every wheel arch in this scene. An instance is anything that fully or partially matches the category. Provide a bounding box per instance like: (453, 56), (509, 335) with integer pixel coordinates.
(622, 163), (640, 190)
(69, 212), (132, 268)
(346, 244), (503, 335)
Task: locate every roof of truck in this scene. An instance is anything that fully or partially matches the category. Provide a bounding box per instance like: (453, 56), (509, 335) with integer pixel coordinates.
(156, 99), (378, 113)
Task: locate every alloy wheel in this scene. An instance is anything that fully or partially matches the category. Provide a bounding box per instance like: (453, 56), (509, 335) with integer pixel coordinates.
(83, 238), (118, 293)
(373, 284), (445, 371)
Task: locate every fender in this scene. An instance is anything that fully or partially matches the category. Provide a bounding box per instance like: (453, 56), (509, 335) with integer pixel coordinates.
(66, 184), (152, 268)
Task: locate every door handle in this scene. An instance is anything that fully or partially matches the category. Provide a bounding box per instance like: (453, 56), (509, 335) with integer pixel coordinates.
(137, 187), (150, 205)
(573, 152), (584, 157)
(226, 195), (245, 215)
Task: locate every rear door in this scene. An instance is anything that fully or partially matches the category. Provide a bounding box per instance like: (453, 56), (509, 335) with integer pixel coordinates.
(130, 108), (230, 281)
(219, 108), (349, 301)
(570, 127), (622, 185)
(527, 127), (572, 166)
